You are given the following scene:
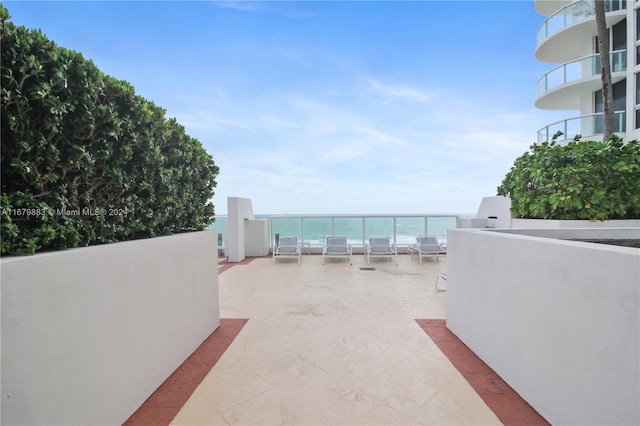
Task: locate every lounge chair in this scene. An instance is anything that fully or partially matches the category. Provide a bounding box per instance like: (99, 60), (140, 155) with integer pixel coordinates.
(408, 235), (446, 263)
(365, 237), (397, 264)
(273, 236), (301, 264)
(322, 236), (352, 265)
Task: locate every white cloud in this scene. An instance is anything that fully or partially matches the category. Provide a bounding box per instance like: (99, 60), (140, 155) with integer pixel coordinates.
(212, 1), (317, 18)
(212, 1), (261, 12)
(258, 116), (300, 129)
(165, 71), (560, 216)
(363, 76), (435, 103)
(175, 111), (252, 130)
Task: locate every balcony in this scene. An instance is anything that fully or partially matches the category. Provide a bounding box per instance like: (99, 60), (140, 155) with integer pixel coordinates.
(536, 0), (626, 63)
(535, 0), (572, 16)
(536, 50), (627, 110)
(537, 110), (626, 143)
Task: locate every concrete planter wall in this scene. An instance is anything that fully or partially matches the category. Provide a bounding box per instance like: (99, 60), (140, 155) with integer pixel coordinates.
(446, 228), (639, 425)
(512, 218), (640, 229)
(1, 231), (220, 425)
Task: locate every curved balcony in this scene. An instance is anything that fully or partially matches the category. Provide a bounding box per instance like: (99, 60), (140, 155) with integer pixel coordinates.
(536, 50), (627, 110)
(537, 111), (626, 143)
(536, 0), (626, 63)
(535, 0), (572, 17)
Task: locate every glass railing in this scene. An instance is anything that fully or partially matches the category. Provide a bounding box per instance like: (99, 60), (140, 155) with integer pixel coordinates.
(537, 50), (626, 97)
(268, 214), (460, 247)
(537, 0), (626, 47)
(537, 111), (626, 143)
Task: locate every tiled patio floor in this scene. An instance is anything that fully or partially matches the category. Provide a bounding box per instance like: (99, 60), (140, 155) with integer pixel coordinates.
(132, 254), (547, 425)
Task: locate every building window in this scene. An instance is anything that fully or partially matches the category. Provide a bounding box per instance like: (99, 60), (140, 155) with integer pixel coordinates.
(595, 80), (627, 133)
(635, 73), (640, 128)
(595, 80), (627, 113)
(613, 20), (627, 50)
(636, 8), (640, 64)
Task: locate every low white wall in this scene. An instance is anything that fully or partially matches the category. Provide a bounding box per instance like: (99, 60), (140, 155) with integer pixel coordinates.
(1, 231), (220, 426)
(512, 218), (640, 228)
(244, 219), (270, 257)
(446, 228), (639, 425)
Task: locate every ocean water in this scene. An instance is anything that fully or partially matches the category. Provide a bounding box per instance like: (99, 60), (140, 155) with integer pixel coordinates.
(208, 214), (462, 245)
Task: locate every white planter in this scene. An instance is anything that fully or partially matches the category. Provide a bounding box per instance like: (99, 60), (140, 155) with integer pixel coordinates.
(1, 231), (220, 425)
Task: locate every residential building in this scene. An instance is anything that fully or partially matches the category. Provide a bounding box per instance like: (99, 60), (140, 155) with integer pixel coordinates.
(535, 0), (640, 142)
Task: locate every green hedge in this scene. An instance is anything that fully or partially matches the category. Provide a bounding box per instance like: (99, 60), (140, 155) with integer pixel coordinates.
(497, 136), (640, 220)
(1, 6), (219, 255)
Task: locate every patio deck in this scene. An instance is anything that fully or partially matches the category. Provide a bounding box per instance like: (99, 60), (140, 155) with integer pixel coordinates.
(127, 253), (547, 425)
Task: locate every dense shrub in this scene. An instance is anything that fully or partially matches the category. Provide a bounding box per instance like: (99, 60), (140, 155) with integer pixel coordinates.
(497, 136), (640, 220)
(1, 6), (219, 255)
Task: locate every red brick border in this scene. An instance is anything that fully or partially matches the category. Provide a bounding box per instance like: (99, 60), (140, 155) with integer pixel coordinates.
(217, 256), (258, 274)
(416, 319), (550, 426)
(123, 318), (248, 425)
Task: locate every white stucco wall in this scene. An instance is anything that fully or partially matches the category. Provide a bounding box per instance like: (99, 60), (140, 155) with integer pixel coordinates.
(244, 219), (270, 257)
(459, 196), (512, 229)
(446, 228), (639, 425)
(225, 197), (255, 262)
(1, 231), (220, 426)
(475, 195), (512, 228)
(226, 197), (270, 260)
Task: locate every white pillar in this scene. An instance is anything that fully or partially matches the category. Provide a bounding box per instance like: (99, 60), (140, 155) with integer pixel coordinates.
(225, 197), (255, 262)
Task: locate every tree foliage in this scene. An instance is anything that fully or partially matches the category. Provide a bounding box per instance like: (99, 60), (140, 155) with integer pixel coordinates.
(497, 136), (640, 220)
(1, 6), (219, 255)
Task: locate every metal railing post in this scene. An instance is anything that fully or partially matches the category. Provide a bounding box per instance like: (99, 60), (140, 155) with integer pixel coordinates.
(392, 217), (397, 244)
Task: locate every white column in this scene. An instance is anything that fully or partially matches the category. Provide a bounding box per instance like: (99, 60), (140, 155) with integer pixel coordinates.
(225, 197), (255, 262)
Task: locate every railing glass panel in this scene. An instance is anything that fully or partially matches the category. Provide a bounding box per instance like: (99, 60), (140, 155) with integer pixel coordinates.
(268, 214), (460, 247)
(331, 217), (362, 242)
(364, 217), (395, 245)
(301, 217), (332, 242)
(537, 0), (626, 47)
(271, 216), (303, 241)
(537, 50), (626, 97)
(428, 216), (458, 240)
(396, 217), (427, 244)
(537, 111), (626, 143)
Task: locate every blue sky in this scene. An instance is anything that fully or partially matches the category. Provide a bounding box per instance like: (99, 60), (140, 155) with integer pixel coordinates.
(6, 1), (570, 215)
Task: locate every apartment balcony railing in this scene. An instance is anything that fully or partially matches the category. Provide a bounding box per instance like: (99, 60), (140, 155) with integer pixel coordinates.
(537, 50), (626, 97)
(537, 111), (626, 143)
(537, 0), (626, 48)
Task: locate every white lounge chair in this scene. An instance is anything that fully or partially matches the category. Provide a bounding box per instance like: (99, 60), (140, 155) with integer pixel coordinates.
(408, 235), (446, 263)
(365, 237), (397, 264)
(273, 236), (301, 264)
(322, 236), (352, 265)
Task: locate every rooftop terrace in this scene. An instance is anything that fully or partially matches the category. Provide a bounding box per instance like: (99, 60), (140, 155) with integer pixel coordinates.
(127, 253), (548, 425)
